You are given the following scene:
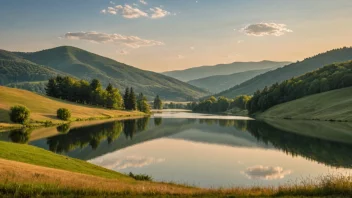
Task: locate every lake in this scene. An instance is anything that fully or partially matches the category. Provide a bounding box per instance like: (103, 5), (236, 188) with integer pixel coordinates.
(1, 111), (352, 188)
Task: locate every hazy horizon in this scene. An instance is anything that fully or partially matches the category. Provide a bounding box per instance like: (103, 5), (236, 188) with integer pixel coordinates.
(1, 0), (352, 72)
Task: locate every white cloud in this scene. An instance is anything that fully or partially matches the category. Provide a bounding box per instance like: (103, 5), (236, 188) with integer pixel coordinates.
(102, 4), (148, 18)
(237, 40), (244, 44)
(150, 7), (170, 19)
(242, 165), (292, 180)
(140, 0), (147, 5)
(110, 1), (115, 5)
(178, 55), (185, 59)
(190, 46), (195, 50)
(90, 156), (165, 170)
(241, 23), (292, 36)
(64, 31), (164, 48)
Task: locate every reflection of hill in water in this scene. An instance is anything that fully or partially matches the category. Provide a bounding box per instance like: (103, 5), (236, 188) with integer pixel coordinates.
(19, 117), (352, 168)
(247, 120), (352, 168)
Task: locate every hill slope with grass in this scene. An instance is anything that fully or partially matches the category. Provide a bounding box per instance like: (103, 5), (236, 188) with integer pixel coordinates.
(0, 86), (142, 126)
(163, 60), (290, 82)
(188, 68), (273, 93)
(258, 87), (352, 121)
(0, 141), (351, 197)
(215, 47), (352, 98)
(6, 46), (209, 101)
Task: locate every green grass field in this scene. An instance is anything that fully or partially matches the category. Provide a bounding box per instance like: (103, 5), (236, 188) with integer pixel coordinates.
(258, 87), (352, 122)
(0, 141), (351, 197)
(0, 86), (144, 128)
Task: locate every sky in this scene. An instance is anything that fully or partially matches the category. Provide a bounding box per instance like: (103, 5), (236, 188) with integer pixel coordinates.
(1, 0), (352, 72)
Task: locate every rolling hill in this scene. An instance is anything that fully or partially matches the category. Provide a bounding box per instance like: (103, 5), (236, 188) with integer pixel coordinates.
(162, 60), (290, 82)
(258, 87), (352, 121)
(215, 47), (352, 98)
(0, 46), (209, 101)
(188, 68), (273, 93)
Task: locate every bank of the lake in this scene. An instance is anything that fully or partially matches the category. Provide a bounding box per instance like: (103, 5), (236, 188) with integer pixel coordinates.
(0, 142), (351, 197)
(0, 86), (145, 130)
(257, 87), (352, 122)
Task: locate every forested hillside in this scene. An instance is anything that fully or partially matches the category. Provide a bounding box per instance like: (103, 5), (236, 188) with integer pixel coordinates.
(163, 61), (290, 82)
(188, 68), (273, 93)
(0, 46), (209, 101)
(215, 47), (352, 98)
(248, 61), (352, 113)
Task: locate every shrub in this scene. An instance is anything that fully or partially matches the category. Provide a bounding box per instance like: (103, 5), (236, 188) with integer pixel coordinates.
(128, 172), (152, 181)
(57, 108), (71, 121)
(9, 105), (30, 124)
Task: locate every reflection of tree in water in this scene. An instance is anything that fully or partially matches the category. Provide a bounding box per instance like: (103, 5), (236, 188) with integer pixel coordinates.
(154, 117), (162, 126)
(47, 121), (124, 153)
(9, 128), (32, 144)
(246, 121), (352, 168)
(124, 117), (149, 139)
(57, 123), (70, 133)
(46, 117), (150, 153)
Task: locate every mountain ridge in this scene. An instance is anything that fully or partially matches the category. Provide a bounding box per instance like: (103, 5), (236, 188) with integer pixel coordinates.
(0, 46), (210, 101)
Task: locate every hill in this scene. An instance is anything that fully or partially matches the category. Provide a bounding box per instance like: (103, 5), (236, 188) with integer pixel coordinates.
(215, 47), (352, 98)
(7, 46), (209, 101)
(162, 60), (290, 82)
(188, 68), (273, 93)
(247, 61), (352, 113)
(0, 86), (143, 126)
(258, 87), (352, 121)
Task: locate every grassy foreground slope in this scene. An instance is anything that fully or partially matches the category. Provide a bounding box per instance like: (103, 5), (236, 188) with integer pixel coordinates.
(0, 141), (352, 197)
(0, 86), (143, 126)
(258, 87), (352, 121)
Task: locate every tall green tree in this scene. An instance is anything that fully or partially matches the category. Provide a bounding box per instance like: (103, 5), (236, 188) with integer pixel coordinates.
(137, 93), (150, 113)
(153, 95), (163, 109)
(128, 87), (137, 110)
(106, 83), (123, 109)
(123, 88), (130, 110)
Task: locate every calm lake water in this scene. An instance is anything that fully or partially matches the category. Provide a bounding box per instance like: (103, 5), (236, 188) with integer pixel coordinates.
(1, 111), (352, 188)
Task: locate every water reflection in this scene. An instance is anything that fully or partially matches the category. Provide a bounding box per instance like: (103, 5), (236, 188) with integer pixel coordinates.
(2, 116), (352, 170)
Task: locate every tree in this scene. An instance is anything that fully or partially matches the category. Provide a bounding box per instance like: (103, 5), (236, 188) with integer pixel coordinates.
(137, 93), (151, 113)
(128, 87), (137, 110)
(153, 95), (163, 109)
(57, 108), (71, 121)
(106, 83), (123, 109)
(123, 88), (130, 110)
(45, 78), (57, 97)
(9, 105), (30, 124)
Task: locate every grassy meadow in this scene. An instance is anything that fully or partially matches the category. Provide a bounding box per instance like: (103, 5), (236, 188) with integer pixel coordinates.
(258, 87), (352, 122)
(0, 141), (351, 197)
(0, 86), (144, 128)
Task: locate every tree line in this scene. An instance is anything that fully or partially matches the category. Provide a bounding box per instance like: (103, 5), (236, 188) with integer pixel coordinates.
(191, 61), (352, 114)
(45, 76), (161, 113)
(247, 61), (352, 113)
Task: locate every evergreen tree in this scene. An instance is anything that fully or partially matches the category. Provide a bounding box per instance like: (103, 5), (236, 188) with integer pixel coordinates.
(129, 87), (137, 110)
(137, 93), (150, 113)
(45, 78), (57, 97)
(106, 83), (123, 109)
(153, 95), (163, 109)
(123, 88), (130, 110)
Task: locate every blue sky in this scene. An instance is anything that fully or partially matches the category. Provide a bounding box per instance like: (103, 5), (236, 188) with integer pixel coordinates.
(1, 0), (352, 72)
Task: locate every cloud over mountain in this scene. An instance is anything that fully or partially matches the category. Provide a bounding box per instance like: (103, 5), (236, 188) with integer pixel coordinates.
(241, 23), (292, 36)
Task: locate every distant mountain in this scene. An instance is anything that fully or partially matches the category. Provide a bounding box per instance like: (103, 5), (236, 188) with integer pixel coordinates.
(188, 68), (273, 93)
(215, 47), (352, 98)
(0, 46), (209, 101)
(162, 61), (291, 82)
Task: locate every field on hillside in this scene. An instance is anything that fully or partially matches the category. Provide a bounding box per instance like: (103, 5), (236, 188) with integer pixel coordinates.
(0, 86), (143, 126)
(258, 87), (352, 121)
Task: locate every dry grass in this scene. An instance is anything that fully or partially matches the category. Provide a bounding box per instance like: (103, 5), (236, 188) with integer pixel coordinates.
(0, 86), (144, 128)
(0, 158), (351, 197)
